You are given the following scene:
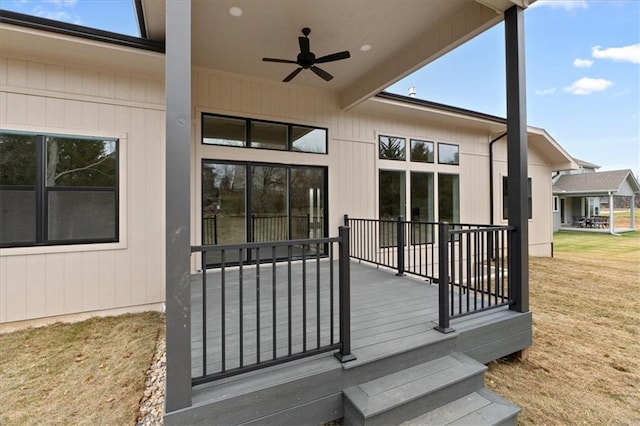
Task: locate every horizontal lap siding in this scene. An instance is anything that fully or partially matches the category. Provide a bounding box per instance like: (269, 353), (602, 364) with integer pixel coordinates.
(0, 56), (165, 323)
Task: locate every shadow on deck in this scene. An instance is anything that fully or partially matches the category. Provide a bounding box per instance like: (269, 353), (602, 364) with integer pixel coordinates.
(165, 261), (531, 425)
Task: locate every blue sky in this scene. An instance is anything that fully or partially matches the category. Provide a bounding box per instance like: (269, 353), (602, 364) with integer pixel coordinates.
(2, 0), (638, 174)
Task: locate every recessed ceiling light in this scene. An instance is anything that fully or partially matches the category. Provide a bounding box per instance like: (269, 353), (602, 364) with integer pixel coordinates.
(229, 6), (243, 17)
(360, 44), (372, 52)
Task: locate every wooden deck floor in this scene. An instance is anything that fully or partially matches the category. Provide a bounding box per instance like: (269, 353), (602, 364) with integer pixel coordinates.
(190, 260), (444, 380)
(170, 260), (531, 425)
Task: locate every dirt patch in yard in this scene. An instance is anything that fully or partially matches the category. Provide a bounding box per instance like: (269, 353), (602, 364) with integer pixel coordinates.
(486, 231), (640, 424)
(0, 312), (163, 425)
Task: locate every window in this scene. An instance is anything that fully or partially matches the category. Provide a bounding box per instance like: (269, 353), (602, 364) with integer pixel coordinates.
(0, 131), (118, 248)
(410, 172), (434, 244)
(410, 139), (434, 163)
(553, 196), (559, 212)
(438, 174), (459, 223)
(502, 176), (532, 220)
(378, 170), (405, 219)
(202, 113), (327, 154)
(202, 160), (326, 263)
(438, 143), (459, 165)
(378, 135), (406, 160)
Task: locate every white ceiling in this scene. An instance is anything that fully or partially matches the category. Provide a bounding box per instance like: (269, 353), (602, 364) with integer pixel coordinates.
(141, 0), (526, 109)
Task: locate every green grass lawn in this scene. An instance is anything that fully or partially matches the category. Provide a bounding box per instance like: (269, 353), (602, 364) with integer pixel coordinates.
(554, 229), (640, 259)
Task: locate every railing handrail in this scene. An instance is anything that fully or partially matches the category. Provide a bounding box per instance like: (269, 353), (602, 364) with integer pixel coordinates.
(192, 236), (340, 253)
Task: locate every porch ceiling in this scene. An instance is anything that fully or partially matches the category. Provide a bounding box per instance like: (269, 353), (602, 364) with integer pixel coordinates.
(140, 0), (531, 109)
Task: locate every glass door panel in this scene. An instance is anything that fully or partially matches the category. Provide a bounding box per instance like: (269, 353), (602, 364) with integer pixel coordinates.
(202, 162), (246, 264)
(250, 165), (288, 242)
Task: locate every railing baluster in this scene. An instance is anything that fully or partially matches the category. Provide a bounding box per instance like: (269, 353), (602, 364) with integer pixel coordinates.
(221, 251), (226, 373)
(239, 248), (244, 369)
(316, 243), (321, 349)
(272, 246), (276, 360)
(287, 245), (292, 356)
(202, 249), (207, 377)
(330, 241), (335, 345)
(302, 245), (307, 352)
(256, 247), (260, 364)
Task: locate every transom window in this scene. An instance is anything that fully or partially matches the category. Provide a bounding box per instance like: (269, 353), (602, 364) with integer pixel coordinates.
(378, 135), (406, 160)
(202, 113), (327, 154)
(438, 143), (459, 165)
(0, 131), (119, 248)
(410, 139), (434, 163)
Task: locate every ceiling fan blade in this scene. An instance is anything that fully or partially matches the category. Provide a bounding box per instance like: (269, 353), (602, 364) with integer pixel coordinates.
(298, 36), (310, 55)
(311, 66), (333, 81)
(315, 51), (351, 64)
(263, 58), (298, 64)
(283, 67), (303, 82)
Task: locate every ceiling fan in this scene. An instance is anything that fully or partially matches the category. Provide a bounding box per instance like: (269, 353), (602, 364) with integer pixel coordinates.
(263, 27), (351, 82)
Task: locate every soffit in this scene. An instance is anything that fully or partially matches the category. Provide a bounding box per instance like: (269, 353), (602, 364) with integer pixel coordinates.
(0, 23), (164, 79)
(140, 0), (514, 109)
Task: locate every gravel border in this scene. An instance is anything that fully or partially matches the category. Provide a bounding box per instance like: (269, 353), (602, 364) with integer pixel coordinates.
(137, 330), (166, 425)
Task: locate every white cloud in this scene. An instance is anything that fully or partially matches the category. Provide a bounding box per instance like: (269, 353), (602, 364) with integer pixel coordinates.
(564, 77), (613, 95)
(33, 5), (81, 24)
(573, 58), (593, 68)
(529, 0), (588, 11)
(42, 0), (78, 6)
(535, 87), (557, 95)
(592, 44), (640, 64)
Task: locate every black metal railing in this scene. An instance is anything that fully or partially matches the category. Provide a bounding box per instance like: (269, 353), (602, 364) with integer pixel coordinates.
(435, 222), (514, 333)
(190, 226), (354, 386)
(202, 214), (322, 246)
(345, 215), (438, 280)
(345, 215), (514, 333)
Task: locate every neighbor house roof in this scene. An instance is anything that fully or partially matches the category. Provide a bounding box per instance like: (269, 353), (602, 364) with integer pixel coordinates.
(573, 158), (601, 170)
(553, 169), (640, 196)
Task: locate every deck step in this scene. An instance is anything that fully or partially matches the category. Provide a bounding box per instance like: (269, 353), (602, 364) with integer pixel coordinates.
(402, 388), (521, 426)
(343, 352), (517, 426)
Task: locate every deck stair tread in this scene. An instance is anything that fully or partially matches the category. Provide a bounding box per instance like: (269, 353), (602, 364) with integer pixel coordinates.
(402, 388), (521, 426)
(343, 352), (519, 426)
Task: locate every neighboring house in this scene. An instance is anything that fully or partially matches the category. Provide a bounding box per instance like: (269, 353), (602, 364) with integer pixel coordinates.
(2, 1), (577, 424)
(552, 159), (639, 233)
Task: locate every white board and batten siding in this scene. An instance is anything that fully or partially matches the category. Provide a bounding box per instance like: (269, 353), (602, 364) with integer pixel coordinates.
(0, 55), (166, 327)
(1, 61), (556, 326)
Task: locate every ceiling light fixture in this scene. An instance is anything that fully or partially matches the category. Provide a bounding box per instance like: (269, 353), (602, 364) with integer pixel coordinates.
(360, 44), (372, 52)
(229, 6), (243, 17)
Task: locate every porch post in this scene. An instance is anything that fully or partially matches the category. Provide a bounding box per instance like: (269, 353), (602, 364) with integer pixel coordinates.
(609, 193), (614, 233)
(165, 0), (192, 413)
(630, 195), (636, 230)
(505, 5), (529, 313)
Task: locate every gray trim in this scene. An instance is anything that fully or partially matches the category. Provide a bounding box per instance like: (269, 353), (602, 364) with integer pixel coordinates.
(376, 92), (507, 125)
(504, 6), (529, 313)
(0, 9), (163, 52)
(164, 0), (192, 413)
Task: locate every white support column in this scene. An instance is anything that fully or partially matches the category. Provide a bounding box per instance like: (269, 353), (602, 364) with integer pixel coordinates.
(630, 195), (636, 230)
(609, 193), (614, 234)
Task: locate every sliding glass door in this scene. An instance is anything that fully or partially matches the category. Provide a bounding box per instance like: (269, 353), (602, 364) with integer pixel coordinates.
(202, 160), (327, 265)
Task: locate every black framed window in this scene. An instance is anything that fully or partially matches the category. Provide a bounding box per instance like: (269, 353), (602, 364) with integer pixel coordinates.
(438, 143), (459, 165)
(0, 131), (119, 248)
(503, 176), (532, 220)
(378, 135), (406, 160)
(410, 139), (434, 163)
(202, 113), (327, 154)
(202, 159), (327, 264)
(438, 173), (459, 223)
